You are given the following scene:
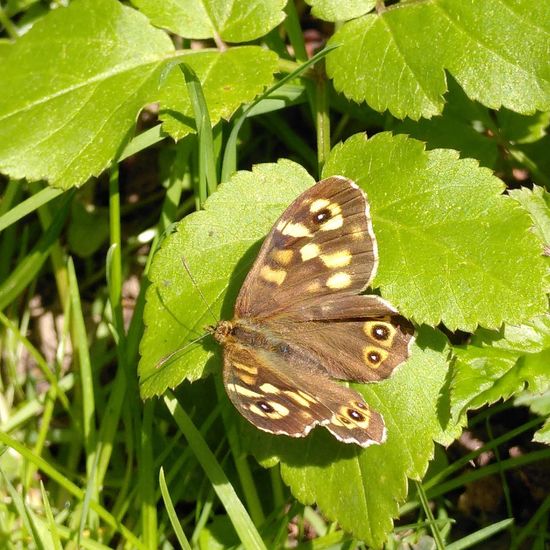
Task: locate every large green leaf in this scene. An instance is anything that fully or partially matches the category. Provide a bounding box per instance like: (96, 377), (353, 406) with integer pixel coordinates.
(139, 158), (456, 545)
(323, 132), (547, 331)
(0, 0), (174, 189)
(327, 0), (550, 119)
(132, 0), (286, 41)
(0, 0), (278, 188)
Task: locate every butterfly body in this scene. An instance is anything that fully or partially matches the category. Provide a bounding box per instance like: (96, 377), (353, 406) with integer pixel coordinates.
(215, 176), (414, 447)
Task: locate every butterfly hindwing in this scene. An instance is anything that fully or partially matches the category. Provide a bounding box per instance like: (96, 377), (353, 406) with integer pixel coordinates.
(223, 344), (386, 446)
(268, 295), (414, 382)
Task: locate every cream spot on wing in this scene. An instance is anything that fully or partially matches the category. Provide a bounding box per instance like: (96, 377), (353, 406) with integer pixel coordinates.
(321, 250), (352, 268)
(250, 401), (289, 418)
(326, 272), (352, 289)
(320, 214), (343, 231)
(269, 402), (290, 417)
(260, 265), (287, 285)
(233, 385), (262, 398)
(234, 362), (258, 375)
(280, 222), (312, 238)
(309, 198), (330, 213)
(236, 373), (256, 385)
(284, 391), (311, 407)
(300, 243), (321, 261)
(328, 202), (342, 216)
(259, 383), (280, 394)
(249, 404), (268, 417)
(298, 390), (317, 403)
(271, 248), (294, 265)
(307, 281), (322, 293)
(340, 405), (371, 427)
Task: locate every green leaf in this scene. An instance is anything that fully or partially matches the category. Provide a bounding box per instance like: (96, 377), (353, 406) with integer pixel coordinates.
(132, 0), (286, 41)
(327, 0), (550, 119)
(159, 47), (278, 140)
(515, 389), (550, 445)
(323, 132), (547, 331)
(139, 160), (315, 397)
(533, 420), (550, 444)
(245, 327), (451, 547)
(304, 0), (375, 22)
(0, 0), (174, 189)
(451, 314), (550, 419)
(509, 185), (550, 246)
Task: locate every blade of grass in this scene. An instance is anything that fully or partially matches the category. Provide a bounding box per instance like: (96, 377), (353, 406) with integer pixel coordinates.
(68, 256), (99, 536)
(140, 400), (158, 549)
(426, 448), (550, 500)
(1, 469), (46, 550)
(179, 63), (217, 203)
(512, 494), (550, 549)
(39, 481), (63, 550)
(0, 186), (64, 233)
(159, 467), (192, 550)
(0, 311), (70, 412)
(0, 190), (73, 311)
(422, 416), (543, 492)
(415, 480), (446, 549)
(446, 518), (514, 550)
(164, 392), (267, 550)
(119, 124), (166, 161)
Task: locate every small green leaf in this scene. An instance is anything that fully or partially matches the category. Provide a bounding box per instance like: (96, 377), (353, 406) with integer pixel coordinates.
(0, 0), (174, 188)
(139, 160), (314, 397)
(515, 389), (550, 445)
(533, 419), (550, 445)
(327, 0), (550, 119)
(133, 0), (286, 42)
(323, 132), (547, 331)
(159, 47), (278, 140)
(509, 185), (550, 246)
(451, 314), (550, 419)
(246, 327), (451, 547)
(304, 0), (375, 22)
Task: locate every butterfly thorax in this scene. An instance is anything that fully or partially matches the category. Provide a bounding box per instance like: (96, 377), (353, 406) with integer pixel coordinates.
(213, 319), (280, 351)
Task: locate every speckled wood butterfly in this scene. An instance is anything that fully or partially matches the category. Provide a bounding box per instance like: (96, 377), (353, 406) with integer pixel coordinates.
(212, 176), (414, 447)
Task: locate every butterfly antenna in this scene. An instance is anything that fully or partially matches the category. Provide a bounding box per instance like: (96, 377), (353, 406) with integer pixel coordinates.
(181, 256), (218, 323)
(155, 332), (211, 370)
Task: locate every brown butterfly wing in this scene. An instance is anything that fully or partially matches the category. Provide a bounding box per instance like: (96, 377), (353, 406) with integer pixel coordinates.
(234, 176), (377, 319)
(223, 344), (386, 446)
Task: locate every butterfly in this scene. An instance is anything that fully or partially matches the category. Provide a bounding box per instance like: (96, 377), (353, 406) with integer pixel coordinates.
(211, 176), (414, 447)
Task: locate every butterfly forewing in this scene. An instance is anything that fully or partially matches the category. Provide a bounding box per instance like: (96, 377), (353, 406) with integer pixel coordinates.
(234, 176), (378, 319)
